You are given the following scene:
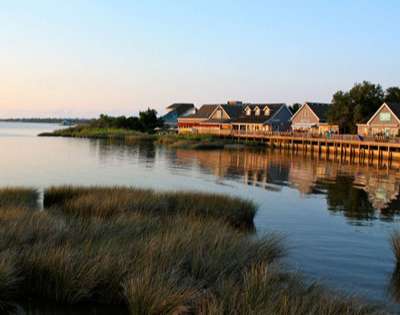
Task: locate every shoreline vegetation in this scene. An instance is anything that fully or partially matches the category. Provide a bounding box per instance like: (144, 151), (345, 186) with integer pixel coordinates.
(39, 126), (263, 150)
(0, 187), (386, 314)
(37, 110), (264, 149)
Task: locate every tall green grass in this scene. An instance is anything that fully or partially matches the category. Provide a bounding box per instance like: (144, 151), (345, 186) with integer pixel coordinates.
(44, 186), (257, 228)
(0, 187), (387, 314)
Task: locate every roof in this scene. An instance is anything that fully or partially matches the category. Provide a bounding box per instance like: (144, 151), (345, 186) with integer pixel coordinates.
(184, 104), (219, 119)
(306, 103), (331, 122)
(366, 102), (400, 125)
(233, 103), (286, 124)
(386, 102), (400, 119)
(219, 104), (244, 119)
(180, 102), (288, 124)
(166, 103), (194, 115)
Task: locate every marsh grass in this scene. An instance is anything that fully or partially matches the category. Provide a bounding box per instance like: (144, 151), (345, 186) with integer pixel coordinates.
(39, 127), (156, 141)
(0, 188), (38, 209)
(43, 186), (257, 228)
(0, 187), (387, 314)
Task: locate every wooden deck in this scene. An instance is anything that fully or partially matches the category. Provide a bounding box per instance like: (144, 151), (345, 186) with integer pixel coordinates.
(223, 131), (400, 167)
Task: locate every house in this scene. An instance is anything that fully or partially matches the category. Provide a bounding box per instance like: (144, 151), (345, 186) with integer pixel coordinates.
(291, 102), (339, 134)
(231, 103), (292, 132)
(162, 103), (195, 128)
(357, 102), (400, 137)
(178, 101), (292, 135)
(178, 101), (243, 135)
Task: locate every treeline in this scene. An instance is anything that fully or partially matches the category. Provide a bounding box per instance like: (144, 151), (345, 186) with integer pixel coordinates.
(327, 82), (400, 133)
(90, 108), (163, 133)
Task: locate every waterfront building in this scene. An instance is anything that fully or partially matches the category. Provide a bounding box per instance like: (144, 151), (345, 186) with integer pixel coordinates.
(357, 102), (400, 137)
(177, 101), (292, 134)
(291, 102), (339, 134)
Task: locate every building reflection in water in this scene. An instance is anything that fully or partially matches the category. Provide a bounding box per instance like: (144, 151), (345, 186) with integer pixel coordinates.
(175, 148), (400, 223)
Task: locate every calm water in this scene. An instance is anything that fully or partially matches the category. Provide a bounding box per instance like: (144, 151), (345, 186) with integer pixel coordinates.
(2, 122), (400, 313)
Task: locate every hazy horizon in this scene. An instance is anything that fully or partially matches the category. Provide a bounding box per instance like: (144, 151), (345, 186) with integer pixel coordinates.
(1, 1), (399, 118)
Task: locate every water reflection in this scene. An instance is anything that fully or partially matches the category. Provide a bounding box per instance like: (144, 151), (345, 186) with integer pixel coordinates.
(173, 148), (400, 224)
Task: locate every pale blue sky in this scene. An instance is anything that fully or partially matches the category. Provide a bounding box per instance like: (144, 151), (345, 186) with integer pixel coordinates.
(0, 0), (399, 117)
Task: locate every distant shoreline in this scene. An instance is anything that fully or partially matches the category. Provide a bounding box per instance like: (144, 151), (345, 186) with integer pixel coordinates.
(0, 118), (92, 124)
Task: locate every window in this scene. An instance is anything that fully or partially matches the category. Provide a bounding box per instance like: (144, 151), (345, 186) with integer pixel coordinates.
(245, 108), (252, 116)
(255, 107), (260, 116)
(264, 107), (270, 116)
(379, 112), (391, 122)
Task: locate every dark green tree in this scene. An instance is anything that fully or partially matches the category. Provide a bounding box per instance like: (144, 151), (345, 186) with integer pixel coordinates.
(328, 81), (384, 133)
(139, 108), (163, 132)
(385, 87), (400, 103)
(290, 103), (301, 114)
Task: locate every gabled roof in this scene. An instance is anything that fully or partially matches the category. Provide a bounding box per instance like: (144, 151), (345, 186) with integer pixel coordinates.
(219, 104), (244, 119)
(366, 102), (400, 125)
(386, 102), (400, 120)
(183, 104), (218, 119)
(291, 102), (331, 122)
(306, 103), (331, 122)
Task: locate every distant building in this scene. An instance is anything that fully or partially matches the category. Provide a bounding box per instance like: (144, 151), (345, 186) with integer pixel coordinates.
(162, 103), (195, 128)
(177, 101), (292, 134)
(357, 102), (400, 137)
(291, 102), (339, 134)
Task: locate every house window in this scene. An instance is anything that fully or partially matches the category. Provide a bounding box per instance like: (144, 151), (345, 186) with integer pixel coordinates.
(255, 107), (260, 116)
(380, 112), (391, 122)
(264, 107), (270, 116)
(246, 108), (252, 116)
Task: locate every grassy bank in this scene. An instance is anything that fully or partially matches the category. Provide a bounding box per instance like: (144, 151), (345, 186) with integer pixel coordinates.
(43, 186), (256, 229)
(0, 187), (385, 314)
(156, 133), (264, 150)
(38, 126), (156, 141)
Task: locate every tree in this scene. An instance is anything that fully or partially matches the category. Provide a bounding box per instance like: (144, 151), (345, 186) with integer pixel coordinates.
(385, 87), (400, 103)
(290, 103), (301, 114)
(139, 108), (163, 132)
(328, 91), (352, 133)
(328, 81), (384, 133)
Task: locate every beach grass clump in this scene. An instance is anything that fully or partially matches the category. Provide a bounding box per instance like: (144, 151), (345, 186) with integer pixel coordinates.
(43, 186), (257, 228)
(0, 188), (38, 209)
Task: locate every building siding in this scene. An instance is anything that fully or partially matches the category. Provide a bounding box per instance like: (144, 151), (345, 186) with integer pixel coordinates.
(369, 106), (399, 126)
(291, 105), (319, 126)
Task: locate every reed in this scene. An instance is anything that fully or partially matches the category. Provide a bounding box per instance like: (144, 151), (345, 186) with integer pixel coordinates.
(43, 186), (257, 228)
(0, 188), (38, 209)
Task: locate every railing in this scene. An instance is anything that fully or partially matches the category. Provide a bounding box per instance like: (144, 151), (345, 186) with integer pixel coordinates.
(229, 130), (400, 144)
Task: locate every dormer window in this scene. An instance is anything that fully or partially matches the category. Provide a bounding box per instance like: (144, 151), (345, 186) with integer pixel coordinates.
(264, 107), (270, 116)
(245, 107), (252, 116)
(255, 107), (260, 116)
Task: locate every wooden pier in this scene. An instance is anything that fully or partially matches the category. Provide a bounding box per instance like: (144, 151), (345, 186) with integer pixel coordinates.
(224, 132), (400, 168)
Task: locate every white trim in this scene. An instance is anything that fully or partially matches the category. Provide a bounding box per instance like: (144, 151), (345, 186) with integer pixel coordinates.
(366, 102), (400, 125)
(208, 105), (231, 120)
(290, 103), (320, 122)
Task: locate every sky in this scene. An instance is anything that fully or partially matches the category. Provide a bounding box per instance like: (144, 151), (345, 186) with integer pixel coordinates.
(0, 0), (399, 118)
